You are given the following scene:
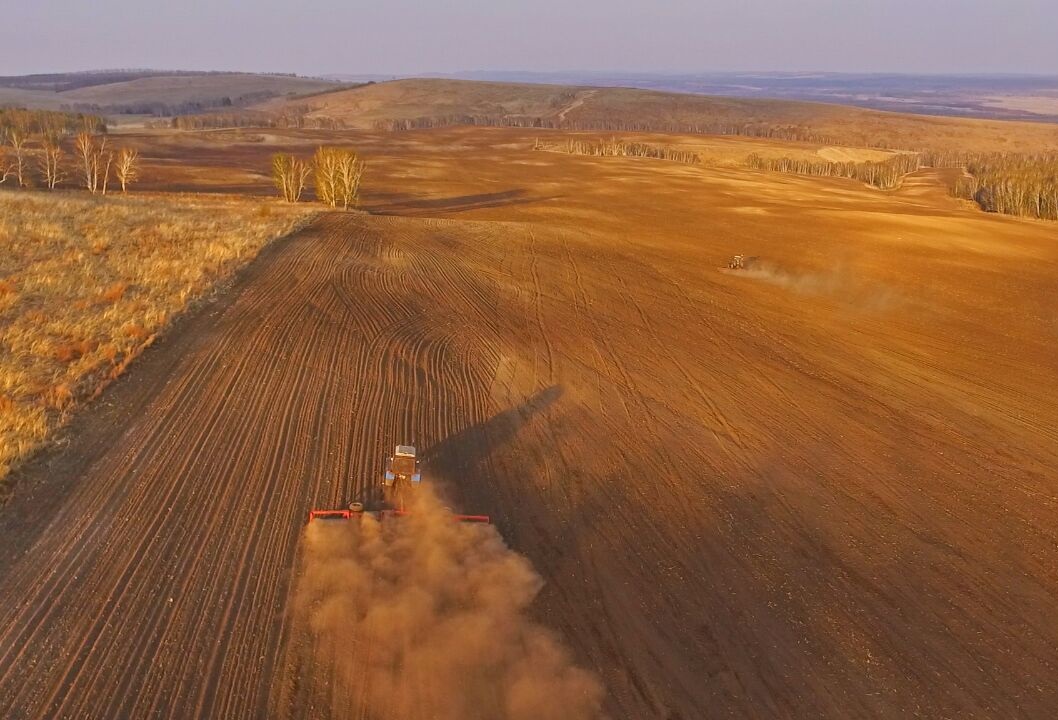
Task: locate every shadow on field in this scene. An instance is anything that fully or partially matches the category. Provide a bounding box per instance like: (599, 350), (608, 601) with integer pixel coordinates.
(366, 189), (560, 215)
(429, 385), (563, 476)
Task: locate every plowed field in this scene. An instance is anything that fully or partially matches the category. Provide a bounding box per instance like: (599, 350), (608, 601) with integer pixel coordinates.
(1, 129), (1057, 719)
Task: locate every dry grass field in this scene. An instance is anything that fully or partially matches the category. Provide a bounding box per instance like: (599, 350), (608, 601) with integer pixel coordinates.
(0, 191), (313, 492)
(0, 94), (1057, 718)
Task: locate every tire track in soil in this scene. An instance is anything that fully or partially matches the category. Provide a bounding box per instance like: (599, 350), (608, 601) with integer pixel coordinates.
(1, 203), (1057, 719)
(0, 214), (507, 720)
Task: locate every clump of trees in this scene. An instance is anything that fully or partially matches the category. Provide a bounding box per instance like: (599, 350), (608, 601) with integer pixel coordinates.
(746, 152), (922, 190)
(270, 147), (365, 208)
(155, 109), (346, 132)
(37, 135), (64, 190)
(534, 136), (701, 164)
(313, 147), (365, 209)
(950, 154), (1058, 220)
(0, 108), (106, 136)
(0, 109), (140, 193)
(271, 154), (311, 203)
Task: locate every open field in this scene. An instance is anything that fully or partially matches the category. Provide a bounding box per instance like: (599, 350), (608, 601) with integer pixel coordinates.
(111, 124), (909, 194)
(263, 78), (1058, 152)
(0, 191), (313, 493)
(0, 124), (1057, 718)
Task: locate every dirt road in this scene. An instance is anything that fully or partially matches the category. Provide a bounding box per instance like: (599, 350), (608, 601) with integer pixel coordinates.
(1, 130), (1058, 718)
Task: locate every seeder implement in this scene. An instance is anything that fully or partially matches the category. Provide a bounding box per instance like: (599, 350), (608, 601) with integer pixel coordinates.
(307, 507), (490, 524)
(308, 443), (489, 524)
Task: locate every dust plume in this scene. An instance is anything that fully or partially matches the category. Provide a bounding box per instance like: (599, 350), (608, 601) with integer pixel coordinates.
(730, 260), (900, 310)
(292, 488), (605, 720)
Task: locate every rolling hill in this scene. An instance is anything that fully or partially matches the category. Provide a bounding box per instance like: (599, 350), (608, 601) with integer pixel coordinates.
(0, 71), (340, 115)
(261, 78), (1058, 153)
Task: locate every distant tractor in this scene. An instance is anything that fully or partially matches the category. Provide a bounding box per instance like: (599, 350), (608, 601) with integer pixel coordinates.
(382, 444), (422, 511)
(727, 255), (760, 270)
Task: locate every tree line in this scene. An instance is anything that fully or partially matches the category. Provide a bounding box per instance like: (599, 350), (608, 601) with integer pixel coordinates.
(271, 147), (364, 208)
(746, 152), (923, 190)
(62, 91), (305, 118)
(150, 108), (346, 131)
(949, 153), (1058, 220)
(1, 109), (139, 193)
(534, 137), (701, 164)
(374, 114), (834, 144)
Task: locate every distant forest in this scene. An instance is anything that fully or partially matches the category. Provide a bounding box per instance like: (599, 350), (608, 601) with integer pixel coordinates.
(747, 153), (922, 190)
(374, 113), (834, 145)
(0, 69), (308, 93)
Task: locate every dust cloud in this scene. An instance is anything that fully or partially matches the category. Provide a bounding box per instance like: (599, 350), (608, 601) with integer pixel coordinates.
(294, 488), (605, 720)
(732, 260), (900, 310)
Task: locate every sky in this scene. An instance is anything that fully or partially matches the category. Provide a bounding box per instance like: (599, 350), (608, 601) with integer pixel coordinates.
(1, 0), (1057, 77)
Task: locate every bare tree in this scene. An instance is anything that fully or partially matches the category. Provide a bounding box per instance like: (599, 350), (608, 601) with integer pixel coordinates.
(5, 126), (29, 188)
(314, 147), (364, 209)
(38, 138), (64, 190)
(75, 132), (114, 193)
(75, 132), (98, 192)
(335, 150), (365, 210)
(271, 153), (310, 202)
(0, 147), (13, 186)
(100, 145), (114, 195)
(313, 147), (340, 207)
(115, 147), (140, 193)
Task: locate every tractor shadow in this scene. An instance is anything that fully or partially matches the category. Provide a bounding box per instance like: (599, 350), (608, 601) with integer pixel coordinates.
(428, 385), (563, 480)
(425, 385), (611, 569)
(364, 189), (561, 216)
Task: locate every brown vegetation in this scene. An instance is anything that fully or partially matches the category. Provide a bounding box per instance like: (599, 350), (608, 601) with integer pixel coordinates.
(36, 138), (64, 190)
(115, 147), (140, 193)
(271, 153), (312, 203)
(0, 110), (144, 193)
(313, 146), (365, 209)
(264, 78), (1058, 153)
(0, 191), (312, 490)
(747, 152), (923, 189)
(160, 108), (347, 131)
(74, 131), (113, 194)
(534, 136), (701, 164)
(0, 71), (341, 117)
(951, 154), (1058, 220)
(269, 147), (365, 207)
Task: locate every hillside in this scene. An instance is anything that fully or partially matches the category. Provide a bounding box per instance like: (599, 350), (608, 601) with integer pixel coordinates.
(264, 78), (1058, 153)
(0, 71), (339, 115)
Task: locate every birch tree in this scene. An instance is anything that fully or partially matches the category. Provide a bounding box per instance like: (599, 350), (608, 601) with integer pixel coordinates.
(313, 147), (340, 207)
(335, 150), (365, 210)
(38, 139), (64, 190)
(100, 146), (114, 195)
(115, 148), (140, 193)
(5, 126), (29, 188)
(271, 153), (310, 202)
(0, 148), (13, 185)
(75, 132), (98, 192)
(314, 147), (364, 209)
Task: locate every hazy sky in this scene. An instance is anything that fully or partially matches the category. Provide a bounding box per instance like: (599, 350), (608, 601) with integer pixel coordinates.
(2, 0), (1056, 76)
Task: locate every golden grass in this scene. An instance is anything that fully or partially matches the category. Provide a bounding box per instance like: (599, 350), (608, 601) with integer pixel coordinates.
(0, 190), (314, 491)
